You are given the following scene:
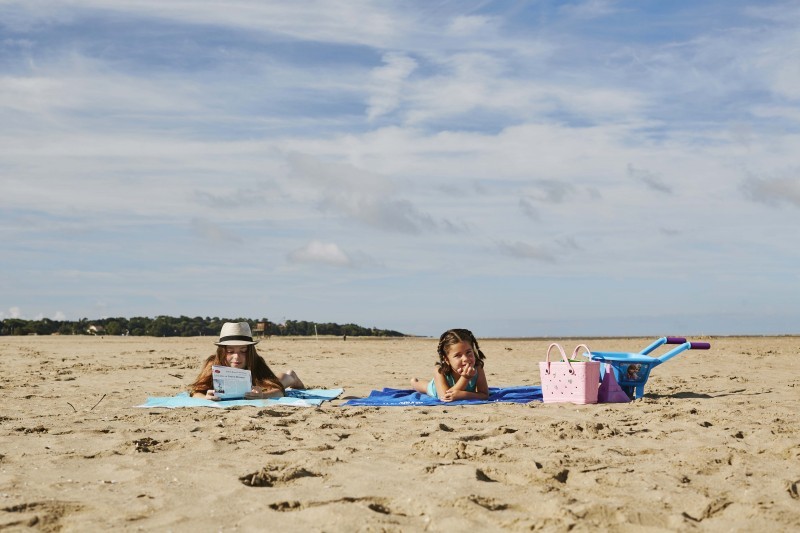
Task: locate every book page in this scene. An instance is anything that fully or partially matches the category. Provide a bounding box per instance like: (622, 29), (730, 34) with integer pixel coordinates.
(211, 365), (252, 399)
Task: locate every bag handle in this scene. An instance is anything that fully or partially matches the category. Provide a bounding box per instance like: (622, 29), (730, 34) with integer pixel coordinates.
(571, 344), (592, 362)
(544, 343), (575, 375)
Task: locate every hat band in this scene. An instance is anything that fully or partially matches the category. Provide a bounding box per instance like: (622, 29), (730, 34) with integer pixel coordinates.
(219, 335), (254, 343)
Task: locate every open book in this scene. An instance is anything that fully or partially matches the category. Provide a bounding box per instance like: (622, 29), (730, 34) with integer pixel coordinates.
(211, 365), (252, 399)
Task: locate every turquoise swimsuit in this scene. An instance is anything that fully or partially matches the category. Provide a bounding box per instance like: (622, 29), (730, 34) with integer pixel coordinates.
(426, 373), (479, 399)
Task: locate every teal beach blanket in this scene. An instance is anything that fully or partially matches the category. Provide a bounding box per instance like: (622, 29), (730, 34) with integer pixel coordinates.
(136, 388), (343, 409)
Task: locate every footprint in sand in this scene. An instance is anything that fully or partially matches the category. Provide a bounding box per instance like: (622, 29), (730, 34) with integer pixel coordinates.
(682, 498), (732, 522)
(132, 437), (161, 453)
(239, 464), (321, 487)
(1, 501), (83, 530)
(459, 426), (519, 442)
(268, 496), (401, 515)
(787, 480), (799, 500)
(412, 439), (502, 461)
(15, 425), (49, 434)
(449, 495), (508, 512)
(475, 468), (497, 482)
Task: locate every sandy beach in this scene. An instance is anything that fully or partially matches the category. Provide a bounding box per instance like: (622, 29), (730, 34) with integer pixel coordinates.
(1, 334), (798, 531)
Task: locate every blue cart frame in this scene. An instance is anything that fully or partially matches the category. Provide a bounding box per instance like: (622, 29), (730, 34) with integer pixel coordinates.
(587, 337), (711, 399)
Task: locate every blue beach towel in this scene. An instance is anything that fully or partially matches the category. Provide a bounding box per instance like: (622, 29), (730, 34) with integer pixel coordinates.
(341, 385), (542, 407)
(136, 388), (344, 409)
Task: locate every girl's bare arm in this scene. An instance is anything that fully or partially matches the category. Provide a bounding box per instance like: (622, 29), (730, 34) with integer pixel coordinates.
(444, 368), (489, 401)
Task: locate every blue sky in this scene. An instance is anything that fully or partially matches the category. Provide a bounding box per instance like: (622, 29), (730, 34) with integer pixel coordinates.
(1, 0), (798, 337)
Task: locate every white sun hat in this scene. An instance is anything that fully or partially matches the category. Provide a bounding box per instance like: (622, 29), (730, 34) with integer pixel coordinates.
(215, 321), (259, 346)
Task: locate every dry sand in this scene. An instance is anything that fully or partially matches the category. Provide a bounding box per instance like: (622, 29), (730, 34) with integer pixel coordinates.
(1, 334), (798, 531)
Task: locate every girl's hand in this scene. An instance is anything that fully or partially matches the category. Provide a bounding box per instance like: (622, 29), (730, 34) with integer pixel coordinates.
(244, 386), (263, 400)
(205, 390), (221, 401)
(442, 388), (456, 402)
(244, 387), (281, 399)
(458, 364), (476, 378)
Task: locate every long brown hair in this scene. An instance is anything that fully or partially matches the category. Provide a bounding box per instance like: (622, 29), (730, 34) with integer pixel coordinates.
(435, 328), (486, 375)
(189, 345), (284, 395)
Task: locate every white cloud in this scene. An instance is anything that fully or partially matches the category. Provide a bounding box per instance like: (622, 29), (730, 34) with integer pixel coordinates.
(2, 307), (23, 319)
(288, 240), (351, 267)
(447, 15), (495, 35)
(366, 53), (417, 121)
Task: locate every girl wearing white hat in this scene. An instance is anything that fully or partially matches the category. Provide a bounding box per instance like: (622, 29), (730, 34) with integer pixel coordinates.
(190, 322), (305, 399)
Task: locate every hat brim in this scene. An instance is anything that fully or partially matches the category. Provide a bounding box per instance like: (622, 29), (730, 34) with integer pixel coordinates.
(215, 339), (259, 346)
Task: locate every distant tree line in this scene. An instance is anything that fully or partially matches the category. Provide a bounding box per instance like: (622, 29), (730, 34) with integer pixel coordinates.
(0, 316), (406, 338)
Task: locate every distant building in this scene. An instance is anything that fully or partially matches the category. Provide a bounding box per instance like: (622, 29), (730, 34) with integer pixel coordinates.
(254, 322), (270, 339)
(87, 324), (105, 336)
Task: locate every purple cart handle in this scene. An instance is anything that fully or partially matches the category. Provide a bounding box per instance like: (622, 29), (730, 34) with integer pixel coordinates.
(665, 337), (686, 344)
(689, 342), (711, 350)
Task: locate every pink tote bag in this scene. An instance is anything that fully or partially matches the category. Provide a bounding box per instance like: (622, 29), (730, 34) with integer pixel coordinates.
(539, 343), (600, 405)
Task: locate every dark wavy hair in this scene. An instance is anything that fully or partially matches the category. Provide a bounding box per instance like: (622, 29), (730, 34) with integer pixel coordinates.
(189, 344), (285, 396)
(435, 328), (486, 375)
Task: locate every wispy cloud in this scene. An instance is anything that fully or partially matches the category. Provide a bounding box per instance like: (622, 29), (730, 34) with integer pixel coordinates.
(519, 198), (540, 221)
(367, 53), (417, 121)
(189, 218), (245, 244)
(627, 164), (673, 194)
(285, 152), (439, 234)
(741, 174), (800, 207)
(560, 0), (624, 19)
(497, 241), (557, 263)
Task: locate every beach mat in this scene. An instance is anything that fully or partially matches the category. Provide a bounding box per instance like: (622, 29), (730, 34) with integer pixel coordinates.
(341, 385), (542, 407)
(136, 388), (343, 409)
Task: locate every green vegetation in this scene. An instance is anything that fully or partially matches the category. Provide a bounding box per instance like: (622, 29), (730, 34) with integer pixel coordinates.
(0, 316), (406, 338)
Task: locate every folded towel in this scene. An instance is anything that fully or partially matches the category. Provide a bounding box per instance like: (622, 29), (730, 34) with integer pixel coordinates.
(341, 385), (542, 407)
(136, 388), (344, 409)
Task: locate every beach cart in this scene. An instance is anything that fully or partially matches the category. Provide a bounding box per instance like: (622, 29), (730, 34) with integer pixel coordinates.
(587, 337), (711, 399)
